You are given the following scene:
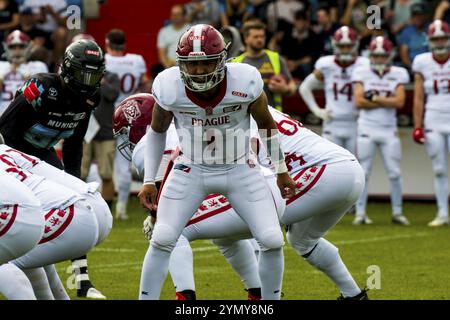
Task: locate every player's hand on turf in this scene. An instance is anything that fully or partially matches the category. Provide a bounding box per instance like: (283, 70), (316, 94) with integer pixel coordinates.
(412, 127), (425, 144)
(138, 184), (158, 211)
(277, 172), (297, 199)
(142, 215), (155, 241)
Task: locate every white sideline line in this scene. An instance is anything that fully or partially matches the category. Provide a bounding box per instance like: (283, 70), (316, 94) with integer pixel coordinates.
(92, 248), (136, 253)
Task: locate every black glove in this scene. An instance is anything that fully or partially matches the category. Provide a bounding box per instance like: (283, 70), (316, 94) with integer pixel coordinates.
(364, 90), (377, 101)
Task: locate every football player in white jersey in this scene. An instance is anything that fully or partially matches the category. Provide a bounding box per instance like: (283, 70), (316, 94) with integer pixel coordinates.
(138, 24), (297, 300)
(105, 29), (151, 221)
(413, 20), (450, 227)
(0, 30), (48, 116)
(352, 36), (410, 226)
(124, 97), (367, 300)
(299, 26), (369, 155)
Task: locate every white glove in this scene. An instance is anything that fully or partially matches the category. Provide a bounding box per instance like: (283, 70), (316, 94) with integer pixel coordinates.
(313, 108), (332, 121)
(142, 215), (154, 241)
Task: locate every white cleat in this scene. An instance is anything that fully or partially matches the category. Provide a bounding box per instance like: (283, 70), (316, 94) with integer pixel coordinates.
(392, 215), (410, 226)
(86, 287), (107, 299)
(352, 215), (373, 225)
(428, 216), (449, 227)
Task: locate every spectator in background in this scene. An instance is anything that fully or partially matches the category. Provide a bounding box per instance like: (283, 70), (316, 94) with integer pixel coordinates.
(156, 4), (190, 72)
(18, 6), (49, 66)
(266, 0), (308, 35)
(231, 20), (297, 111)
(340, 0), (371, 38)
(314, 5), (341, 56)
(0, 0), (19, 57)
(220, 0), (254, 29)
(185, 0), (221, 29)
(81, 70), (120, 212)
(385, 0), (423, 35)
(278, 9), (321, 80)
(251, 0), (269, 23)
(398, 2), (430, 69)
(313, 0), (338, 23)
(22, 0), (69, 70)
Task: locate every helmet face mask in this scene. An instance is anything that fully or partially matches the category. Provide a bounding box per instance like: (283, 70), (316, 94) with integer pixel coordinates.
(176, 24), (228, 92)
(115, 127), (134, 161)
(3, 30), (31, 64)
(368, 36), (394, 75)
(61, 40), (105, 96)
(429, 35), (450, 56)
(178, 52), (226, 92)
(332, 27), (359, 64)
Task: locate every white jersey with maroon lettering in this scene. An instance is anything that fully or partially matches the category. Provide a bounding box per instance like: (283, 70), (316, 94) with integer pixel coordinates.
(152, 63), (264, 165)
(0, 145), (81, 211)
(412, 52), (450, 114)
(105, 53), (147, 106)
(132, 122), (180, 180)
(352, 65), (409, 127)
(315, 55), (369, 120)
(0, 61), (48, 115)
(253, 107), (356, 175)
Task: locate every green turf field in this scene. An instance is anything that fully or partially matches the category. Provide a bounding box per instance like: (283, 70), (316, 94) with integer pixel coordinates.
(5, 198), (450, 300)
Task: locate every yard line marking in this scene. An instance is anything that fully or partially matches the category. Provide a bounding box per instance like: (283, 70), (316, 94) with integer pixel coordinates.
(333, 232), (430, 245)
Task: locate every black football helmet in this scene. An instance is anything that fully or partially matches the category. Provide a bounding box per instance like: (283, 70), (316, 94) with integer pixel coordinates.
(60, 40), (105, 96)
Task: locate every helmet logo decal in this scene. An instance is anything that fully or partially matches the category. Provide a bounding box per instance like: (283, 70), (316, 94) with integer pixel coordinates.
(123, 100), (142, 124)
(85, 49), (100, 56)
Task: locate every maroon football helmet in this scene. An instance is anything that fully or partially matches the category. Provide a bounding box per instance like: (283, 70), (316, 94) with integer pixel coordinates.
(332, 26), (359, 63)
(368, 36), (394, 74)
(176, 24), (228, 92)
(113, 93), (155, 161)
(3, 30), (31, 64)
(428, 20), (450, 55)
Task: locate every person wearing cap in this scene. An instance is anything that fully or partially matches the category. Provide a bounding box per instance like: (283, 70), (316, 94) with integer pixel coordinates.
(398, 2), (431, 69)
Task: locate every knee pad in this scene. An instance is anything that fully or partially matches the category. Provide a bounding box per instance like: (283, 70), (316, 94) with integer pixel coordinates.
(151, 224), (178, 252)
(302, 238), (339, 270)
(257, 228), (284, 251)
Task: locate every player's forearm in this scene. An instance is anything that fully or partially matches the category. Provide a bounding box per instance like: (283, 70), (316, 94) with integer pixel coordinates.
(355, 96), (379, 109)
(143, 127), (166, 185)
(373, 96), (405, 109)
(413, 100), (424, 129)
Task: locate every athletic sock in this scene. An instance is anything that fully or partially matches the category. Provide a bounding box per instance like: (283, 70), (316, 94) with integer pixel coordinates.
(139, 245), (171, 300)
(23, 267), (54, 300)
(258, 247), (284, 300)
(0, 264), (36, 300)
(44, 264), (70, 300)
(169, 235), (195, 292)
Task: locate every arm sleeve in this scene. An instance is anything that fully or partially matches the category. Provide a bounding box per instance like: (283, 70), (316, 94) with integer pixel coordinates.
(299, 73), (323, 114)
(0, 95), (36, 144)
(143, 126), (167, 184)
(61, 113), (90, 178)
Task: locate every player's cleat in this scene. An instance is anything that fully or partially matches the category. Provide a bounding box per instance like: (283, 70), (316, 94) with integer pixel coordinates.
(427, 216), (449, 227)
(115, 202), (129, 220)
(77, 284), (106, 299)
(392, 215), (410, 226)
(175, 290), (196, 300)
(246, 288), (261, 300)
(352, 215), (373, 225)
(337, 288), (369, 300)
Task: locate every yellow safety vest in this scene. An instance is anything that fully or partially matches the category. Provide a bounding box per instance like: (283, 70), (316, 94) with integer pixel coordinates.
(231, 49), (283, 111)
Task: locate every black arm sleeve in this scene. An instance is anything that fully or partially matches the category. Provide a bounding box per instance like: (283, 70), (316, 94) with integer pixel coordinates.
(0, 94), (38, 147)
(102, 72), (120, 102)
(61, 113), (90, 178)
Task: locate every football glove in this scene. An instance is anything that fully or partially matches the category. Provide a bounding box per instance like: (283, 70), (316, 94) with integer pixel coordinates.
(364, 90), (377, 101)
(312, 108), (332, 121)
(412, 127), (425, 144)
(143, 215), (154, 241)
